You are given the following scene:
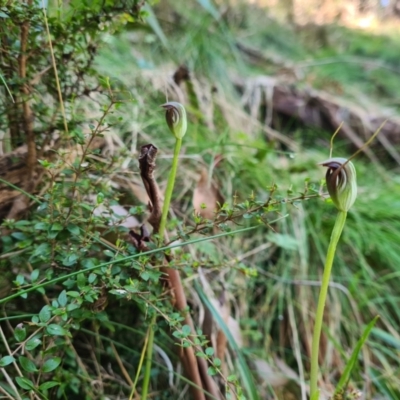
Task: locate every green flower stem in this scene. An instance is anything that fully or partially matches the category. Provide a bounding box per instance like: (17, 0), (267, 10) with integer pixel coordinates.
(159, 137), (182, 243)
(141, 137), (182, 400)
(310, 210), (347, 400)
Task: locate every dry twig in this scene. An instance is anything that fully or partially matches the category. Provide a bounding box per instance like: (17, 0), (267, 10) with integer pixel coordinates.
(132, 144), (221, 400)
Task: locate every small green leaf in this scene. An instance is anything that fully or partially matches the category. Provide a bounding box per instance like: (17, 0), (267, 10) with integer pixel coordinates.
(36, 287), (45, 295)
(66, 303), (80, 312)
(66, 224), (80, 236)
(30, 269), (40, 282)
(103, 249), (114, 258)
(39, 381), (60, 390)
(207, 366), (217, 376)
(25, 337), (42, 351)
(34, 222), (50, 230)
(181, 325), (191, 337)
(77, 273), (86, 288)
(11, 232), (28, 241)
(66, 291), (80, 298)
(30, 243), (51, 258)
(124, 282), (139, 293)
(146, 270), (162, 281)
(62, 253), (79, 267)
(15, 376), (35, 390)
(15, 220), (30, 228)
(0, 355), (15, 367)
(172, 330), (182, 339)
(51, 222), (63, 231)
(39, 305), (52, 323)
(46, 324), (68, 336)
(81, 258), (99, 269)
(96, 192), (104, 204)
(205, 347), (214, 357)
(16, 239), (33, 249)
(14, 325), (26, 342)
(18, 356), (38, 373)
(15, 274), (25, 285)
(58, 290), (68, 307)
(42, 357), (61, 373)
(141, 271), (150, 281)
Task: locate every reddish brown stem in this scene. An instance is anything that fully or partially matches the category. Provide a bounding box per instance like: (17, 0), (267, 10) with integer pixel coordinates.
(19, 3), (36, 172)
(162, 267), (220, 400)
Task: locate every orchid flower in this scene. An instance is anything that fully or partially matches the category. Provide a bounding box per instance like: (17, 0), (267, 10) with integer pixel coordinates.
(161, 102), (187, 139)
(319, 157), (357, 212)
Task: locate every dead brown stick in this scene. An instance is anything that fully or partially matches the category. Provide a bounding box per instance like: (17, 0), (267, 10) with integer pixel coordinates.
(138, 144), (162, 233)
(136, 144), (220, 400)
(161, 266), (221, 400)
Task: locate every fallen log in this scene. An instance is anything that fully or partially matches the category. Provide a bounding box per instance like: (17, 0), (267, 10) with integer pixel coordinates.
(234, 75), (400, 165)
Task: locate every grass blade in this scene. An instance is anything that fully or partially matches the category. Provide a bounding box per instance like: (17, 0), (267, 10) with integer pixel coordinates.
(142, 3), (169, 50)
(195, 282), (260, 400)
(0, 71), (15, 102)
(334, 315), (379, 395)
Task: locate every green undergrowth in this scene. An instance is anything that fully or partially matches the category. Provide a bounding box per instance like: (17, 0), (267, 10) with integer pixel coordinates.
(94, 2), (400, 397)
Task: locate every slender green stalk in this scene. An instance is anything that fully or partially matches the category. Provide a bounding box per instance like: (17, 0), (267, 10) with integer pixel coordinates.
(133, 322), (152, 400)
(141, 137), (182, 399)
(158, 137), (182, 243)
(0, 177), (41, 203)
(141, 319), (156, 398)
(310, 210), (347, 400)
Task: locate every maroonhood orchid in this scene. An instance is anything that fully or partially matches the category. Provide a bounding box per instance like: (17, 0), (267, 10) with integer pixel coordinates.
(310, 156), (358, 400)
(161, 101), (187, 139)
(319, 157), (357, 212)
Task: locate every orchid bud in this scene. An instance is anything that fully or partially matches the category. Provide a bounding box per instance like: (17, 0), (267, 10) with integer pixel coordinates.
(319, 157), (357, 212)
(161, 101), (187, 139)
